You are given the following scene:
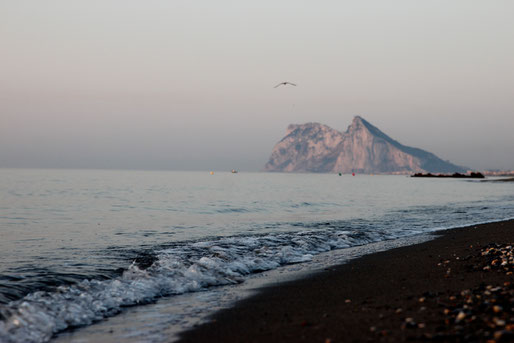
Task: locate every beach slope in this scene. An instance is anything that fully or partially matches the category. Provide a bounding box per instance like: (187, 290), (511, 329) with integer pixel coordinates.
(178, 219), (514, 342)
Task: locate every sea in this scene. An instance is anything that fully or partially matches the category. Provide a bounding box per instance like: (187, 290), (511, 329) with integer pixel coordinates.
(0, 168), (513, 343)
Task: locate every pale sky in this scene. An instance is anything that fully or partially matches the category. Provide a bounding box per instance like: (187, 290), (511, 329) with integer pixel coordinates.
(1, 1), (513, 171)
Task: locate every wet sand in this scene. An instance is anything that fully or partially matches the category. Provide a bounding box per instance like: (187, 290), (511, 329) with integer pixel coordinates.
(177, 219), (514, 342)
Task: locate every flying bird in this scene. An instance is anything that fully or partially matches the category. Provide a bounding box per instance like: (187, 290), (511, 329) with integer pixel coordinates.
(274, 82), (297, 88)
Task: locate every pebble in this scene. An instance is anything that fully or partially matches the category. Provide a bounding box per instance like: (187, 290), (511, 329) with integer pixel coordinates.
(493, 317), (506, 326)
(421, 243), (514, 340)
(402, 317), (417, 329)
(460, 289), (471, 296)
(455, 311), (466, 322)
(494, 330), (514, 340)
(330, 243), (514, 340)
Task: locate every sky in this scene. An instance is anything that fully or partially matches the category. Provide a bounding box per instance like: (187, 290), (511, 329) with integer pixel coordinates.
(1, 0), (513, 171)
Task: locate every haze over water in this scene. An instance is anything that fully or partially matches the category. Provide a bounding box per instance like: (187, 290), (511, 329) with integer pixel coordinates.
(1, 1), (514, 171)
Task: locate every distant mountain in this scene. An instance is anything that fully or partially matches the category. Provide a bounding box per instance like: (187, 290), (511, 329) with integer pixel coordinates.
(264, 116), (467, 174)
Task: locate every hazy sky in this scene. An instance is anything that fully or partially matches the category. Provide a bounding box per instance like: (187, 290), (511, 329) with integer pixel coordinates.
(1, 1), (513, 171)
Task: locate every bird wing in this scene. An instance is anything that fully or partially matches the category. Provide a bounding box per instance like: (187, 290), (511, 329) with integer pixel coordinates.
(274, 82), (297, 88)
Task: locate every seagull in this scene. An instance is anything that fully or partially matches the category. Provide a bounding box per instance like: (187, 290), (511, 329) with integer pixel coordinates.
(274, 82), (297, 88)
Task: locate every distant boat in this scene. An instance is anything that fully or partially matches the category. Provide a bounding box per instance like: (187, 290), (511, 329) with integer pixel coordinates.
(231, 169), (238, 174)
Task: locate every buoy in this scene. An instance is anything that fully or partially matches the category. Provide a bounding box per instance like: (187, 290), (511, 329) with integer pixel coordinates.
(210, 171), (214, 175)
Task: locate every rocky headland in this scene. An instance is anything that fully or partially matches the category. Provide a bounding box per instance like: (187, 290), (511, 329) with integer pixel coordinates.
(412, 172), (485, 179)
(264, 116), (467, 174)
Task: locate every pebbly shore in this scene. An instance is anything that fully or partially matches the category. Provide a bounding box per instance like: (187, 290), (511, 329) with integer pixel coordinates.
(177, 219), (514, 343)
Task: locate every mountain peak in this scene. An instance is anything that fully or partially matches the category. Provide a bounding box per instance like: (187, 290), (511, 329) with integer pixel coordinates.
(346, 115), (368, 133)
(264, 117), (467, 174)
(352, 115), (364, 124)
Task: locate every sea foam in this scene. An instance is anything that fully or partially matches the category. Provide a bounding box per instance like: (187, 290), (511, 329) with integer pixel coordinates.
(0, 227), (399, 343)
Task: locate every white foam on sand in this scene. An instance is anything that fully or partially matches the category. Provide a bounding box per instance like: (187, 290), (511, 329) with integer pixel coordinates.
(2, 226), (422, 343)
(51, 233), (435, 343)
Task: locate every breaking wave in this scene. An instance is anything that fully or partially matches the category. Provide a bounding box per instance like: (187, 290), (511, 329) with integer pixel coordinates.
(1, 195), (514, 343)
(0, 224), (417, 343)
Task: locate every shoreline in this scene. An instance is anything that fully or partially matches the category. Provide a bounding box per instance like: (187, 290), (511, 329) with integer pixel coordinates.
(53, 232), (435, 343)
(177, 219), (514, 342)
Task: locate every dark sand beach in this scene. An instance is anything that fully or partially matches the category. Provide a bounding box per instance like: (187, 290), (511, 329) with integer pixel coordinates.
(178, 219), (514, 342)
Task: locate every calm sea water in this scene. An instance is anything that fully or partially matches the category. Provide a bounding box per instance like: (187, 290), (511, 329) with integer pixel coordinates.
(0, 168), (513, 342)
